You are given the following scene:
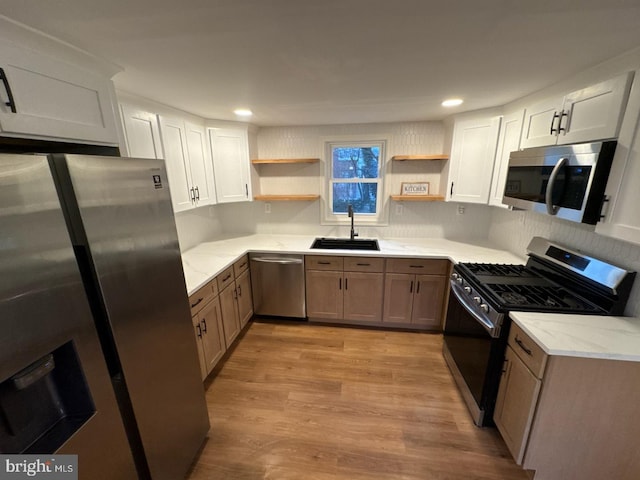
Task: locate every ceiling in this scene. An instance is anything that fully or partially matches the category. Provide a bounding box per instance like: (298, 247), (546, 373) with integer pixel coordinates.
(1, 0), (640, 126)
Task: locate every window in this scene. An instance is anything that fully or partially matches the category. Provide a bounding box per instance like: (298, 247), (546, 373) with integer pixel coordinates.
(326, 140), (385, 224)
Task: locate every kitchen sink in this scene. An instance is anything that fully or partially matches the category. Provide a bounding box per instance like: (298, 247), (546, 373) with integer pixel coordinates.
(310, 237), (380, 251)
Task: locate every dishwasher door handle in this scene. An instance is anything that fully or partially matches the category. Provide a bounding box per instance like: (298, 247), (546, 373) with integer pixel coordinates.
(251, 257), (303, 265)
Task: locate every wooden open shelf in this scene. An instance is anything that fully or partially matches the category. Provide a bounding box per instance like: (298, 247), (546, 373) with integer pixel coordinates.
(251, 158), (320, 164)
(390, 195), (445, 202)
(391, 155), (449, 161)
(253, 194), (320, 201)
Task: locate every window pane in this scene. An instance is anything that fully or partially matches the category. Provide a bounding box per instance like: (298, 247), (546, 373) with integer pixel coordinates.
(332, 146), (379, 179)
(332, 182), (378, 214)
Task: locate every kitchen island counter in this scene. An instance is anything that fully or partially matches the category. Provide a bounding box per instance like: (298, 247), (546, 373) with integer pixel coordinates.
(181, 234), (525, 296)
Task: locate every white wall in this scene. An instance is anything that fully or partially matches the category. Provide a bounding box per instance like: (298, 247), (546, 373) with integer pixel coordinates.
(223, 121), (491, 239)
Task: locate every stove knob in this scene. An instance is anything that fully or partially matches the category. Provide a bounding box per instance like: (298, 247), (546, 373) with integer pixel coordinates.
(480, 304), (489, 313)
(452, 273), (459, 280)
(456, 277), (463, 285)
(464, 286), (471, 294)
(473, 296), (482, 304)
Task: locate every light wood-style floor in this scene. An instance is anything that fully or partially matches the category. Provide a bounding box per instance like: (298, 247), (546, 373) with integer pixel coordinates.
(187, 321), (529, 480)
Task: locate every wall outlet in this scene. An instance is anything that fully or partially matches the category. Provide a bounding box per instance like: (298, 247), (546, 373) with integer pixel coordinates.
(264, 202), (271, 214)
(457, 205), (465, 215)
(395, 203), (403, 216)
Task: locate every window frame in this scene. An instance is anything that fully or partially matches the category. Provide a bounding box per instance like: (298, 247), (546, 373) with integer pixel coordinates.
(322, 138), (388, 226)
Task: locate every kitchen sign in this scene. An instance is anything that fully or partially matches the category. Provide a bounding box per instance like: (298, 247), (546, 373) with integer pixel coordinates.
(401, 182), (429, 195)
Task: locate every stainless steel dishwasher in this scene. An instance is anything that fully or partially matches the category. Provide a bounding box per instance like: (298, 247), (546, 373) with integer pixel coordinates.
(249, 253), (306, 319)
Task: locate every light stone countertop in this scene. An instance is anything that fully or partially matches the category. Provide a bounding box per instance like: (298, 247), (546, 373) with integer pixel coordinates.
(181, 233), (640, 363)
(180, 234), (525, 295)
(510, 312), (640, 362)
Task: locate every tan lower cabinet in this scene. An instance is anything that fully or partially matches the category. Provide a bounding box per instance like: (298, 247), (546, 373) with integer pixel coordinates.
(343, 271), (384, 322)
(495, 322), (640, 480)
(219, 282), (241, 348)
(197, 297), (225, 377)
(494, 345), (542, 464)
(383, 258), (449, 329)
(189, 280), (225, 380)
(305, 256), (384, 324)
(235, 269), (253, 328)
(306, 269), (343, 319)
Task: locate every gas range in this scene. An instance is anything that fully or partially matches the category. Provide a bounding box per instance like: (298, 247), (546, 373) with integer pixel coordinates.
(454, 262), (604, 314)
(443, 237), (635, 427)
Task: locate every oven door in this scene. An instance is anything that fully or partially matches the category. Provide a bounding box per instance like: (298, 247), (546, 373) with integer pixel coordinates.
(443, 284), (509, 426)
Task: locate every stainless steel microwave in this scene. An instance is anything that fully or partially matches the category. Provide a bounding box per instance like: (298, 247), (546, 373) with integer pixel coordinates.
(502, 141), (617, 225)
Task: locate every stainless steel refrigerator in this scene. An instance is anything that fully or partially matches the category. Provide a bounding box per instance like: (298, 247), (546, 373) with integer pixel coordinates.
(1, 153), (210, 479)
(48, 154), (210, 479)
(0, 154), (138, 478)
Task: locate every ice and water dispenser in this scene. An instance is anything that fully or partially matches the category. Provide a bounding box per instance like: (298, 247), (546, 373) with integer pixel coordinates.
(0, 341), (95, 453)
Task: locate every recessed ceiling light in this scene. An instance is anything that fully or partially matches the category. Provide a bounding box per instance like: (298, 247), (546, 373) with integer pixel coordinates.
(233, 108), (253, 117)
(442, 98), (463, 107)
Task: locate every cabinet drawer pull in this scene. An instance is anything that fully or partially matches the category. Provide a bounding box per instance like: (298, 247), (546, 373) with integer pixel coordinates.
(501, 359), (509, 374)
(0, 67), (17, 113)
(345, 278), (348, 290)
(222, 274), (232, 282)
(196, 324), (202, 338)
(550, 111), (560, 135)
(558, 110), (569, 134)
(238, 285), (242, 296)
(190, 297), (203, 308)
(318, 261), (331, 265)
(416, 281), (421, 294)
(356, 263), (370, 266)
(339, 278), (342, 290)
(234, 288), (238, 299)
(195, 186), (200, 200)
(515, 336), (532, 356)
(201, 319), (208, 333)
(239, 262), (247, 269)
(410, 265), (424, 268)
(409, 280), (414, 293)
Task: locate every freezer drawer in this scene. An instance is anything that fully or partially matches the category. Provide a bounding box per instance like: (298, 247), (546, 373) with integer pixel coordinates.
(250, 254), (306, 318)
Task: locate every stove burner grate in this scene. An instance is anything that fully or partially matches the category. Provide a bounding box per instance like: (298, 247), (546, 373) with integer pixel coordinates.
(488, 283), (598, 312)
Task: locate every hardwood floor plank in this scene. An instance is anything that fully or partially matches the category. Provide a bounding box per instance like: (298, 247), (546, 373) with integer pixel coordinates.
(187, 321), (528, 480)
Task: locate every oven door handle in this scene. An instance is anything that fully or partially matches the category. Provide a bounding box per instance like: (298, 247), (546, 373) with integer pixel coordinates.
(545, 157), (568, 215)
(450, 281), (500, 338)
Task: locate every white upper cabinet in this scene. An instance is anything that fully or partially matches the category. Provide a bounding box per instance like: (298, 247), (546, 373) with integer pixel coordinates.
(447, 116), (501, 204)
(521, 73), (633, 149)
(0, 40), (119, 145)
(184, 121), (216, 206)
(595, 69), (640, 246)
(159, 115), (215, 213)
(120, 105), (163, 159)
(208, 127), (252, 204)
(489, 110), (525, 207)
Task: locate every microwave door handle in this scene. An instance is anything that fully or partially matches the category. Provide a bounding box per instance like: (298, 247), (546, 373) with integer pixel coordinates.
(545, 157), (568, 215)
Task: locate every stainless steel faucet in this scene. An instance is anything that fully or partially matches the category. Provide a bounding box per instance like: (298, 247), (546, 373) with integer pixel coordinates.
(348, 204), (358, 240)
